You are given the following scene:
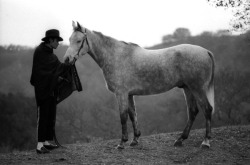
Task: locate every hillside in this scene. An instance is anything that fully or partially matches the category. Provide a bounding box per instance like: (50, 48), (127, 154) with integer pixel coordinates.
(0, 125), (249, 165)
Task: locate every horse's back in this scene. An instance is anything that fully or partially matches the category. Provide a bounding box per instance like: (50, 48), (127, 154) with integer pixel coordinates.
(167, 44), (211, 63)
(127, 44), (213, 94)
(149, 44), (209, 57)
(136, 44), (212, 69)
(148, 44), (213, 71)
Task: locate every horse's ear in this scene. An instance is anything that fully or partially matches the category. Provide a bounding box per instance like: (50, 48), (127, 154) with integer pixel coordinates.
(77, 22), (81, 29)
(72, 21), (82, 31)
(72, 21), (76, 29)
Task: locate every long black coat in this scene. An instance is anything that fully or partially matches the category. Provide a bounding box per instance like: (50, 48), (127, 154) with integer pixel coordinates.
(30, 42), (71, 106)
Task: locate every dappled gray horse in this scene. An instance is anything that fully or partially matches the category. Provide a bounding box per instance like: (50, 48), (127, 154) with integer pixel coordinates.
(64, 21), (215, 149)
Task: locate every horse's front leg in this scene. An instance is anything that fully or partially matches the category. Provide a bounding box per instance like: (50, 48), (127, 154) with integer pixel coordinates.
(116, 93), (129, 149)
(128, 95), (141, 146)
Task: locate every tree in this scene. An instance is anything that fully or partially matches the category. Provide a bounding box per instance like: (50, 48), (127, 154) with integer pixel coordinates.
(199, 31), (214, 36)
(162, 34), (175, 43)
(162, 28), (191, 44)
(215, 29), (232, 36)
(244, 30), (250, 43)
(215, 67), (250, 124)
(207, 0), (250, 32)
(173, 28), (191, 40)
(0, 92), (37, 152)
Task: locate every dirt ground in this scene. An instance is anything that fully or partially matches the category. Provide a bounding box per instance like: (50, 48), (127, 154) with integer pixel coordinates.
(0, 125), (249, 165)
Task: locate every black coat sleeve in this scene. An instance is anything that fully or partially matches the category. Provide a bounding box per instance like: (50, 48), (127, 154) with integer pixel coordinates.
(47, 54), (72, 96)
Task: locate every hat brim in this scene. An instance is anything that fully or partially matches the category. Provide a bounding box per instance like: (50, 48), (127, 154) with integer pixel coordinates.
(41, 37), (63, 41)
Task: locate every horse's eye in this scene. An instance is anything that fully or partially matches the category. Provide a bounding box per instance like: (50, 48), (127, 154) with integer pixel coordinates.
(77, 41), (81, 44)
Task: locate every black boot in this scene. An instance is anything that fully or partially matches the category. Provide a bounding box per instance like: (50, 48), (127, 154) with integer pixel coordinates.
(36, 146), (50, 154)
(44, 144), (59, 150)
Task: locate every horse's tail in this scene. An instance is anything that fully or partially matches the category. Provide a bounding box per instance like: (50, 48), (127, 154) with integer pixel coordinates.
(206, 51), (215, 114)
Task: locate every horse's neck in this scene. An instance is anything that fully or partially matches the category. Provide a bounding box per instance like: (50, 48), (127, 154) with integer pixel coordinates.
(88, 32), (119, 68)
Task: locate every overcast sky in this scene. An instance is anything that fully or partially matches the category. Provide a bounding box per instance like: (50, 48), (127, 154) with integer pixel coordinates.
(0, 0), (233, 47)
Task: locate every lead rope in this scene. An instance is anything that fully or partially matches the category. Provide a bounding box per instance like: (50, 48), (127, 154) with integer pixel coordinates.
(54, 128), (65, 148)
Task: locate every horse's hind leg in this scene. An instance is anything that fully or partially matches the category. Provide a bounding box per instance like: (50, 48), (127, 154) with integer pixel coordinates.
(192, 89), (213, 148)
(128, 95), (141, 146)
(174, 87), (199, 147)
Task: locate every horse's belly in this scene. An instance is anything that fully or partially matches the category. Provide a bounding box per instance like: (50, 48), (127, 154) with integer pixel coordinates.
(128, 74), (182, 96)
(130, 84), (176, 96)
(103, 74), (178, 95)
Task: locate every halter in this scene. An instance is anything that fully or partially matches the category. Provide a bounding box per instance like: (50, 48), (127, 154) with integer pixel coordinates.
(73, 28), (89, 63)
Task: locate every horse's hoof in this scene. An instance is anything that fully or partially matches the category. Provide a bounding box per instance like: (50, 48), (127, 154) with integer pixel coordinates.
(130, 140), (139, 146)
(201, 141), (210, 149)
(174, 140), (183, 147)
(116, 144), (125, 150)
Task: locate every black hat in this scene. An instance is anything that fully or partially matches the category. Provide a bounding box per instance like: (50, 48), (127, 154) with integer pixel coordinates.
(41, 29), (63, 41)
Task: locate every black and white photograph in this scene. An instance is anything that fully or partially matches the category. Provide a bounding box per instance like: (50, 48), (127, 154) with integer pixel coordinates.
(0, 0), (249, 164)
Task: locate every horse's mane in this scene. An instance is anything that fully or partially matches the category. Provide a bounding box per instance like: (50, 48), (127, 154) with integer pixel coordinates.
(93, 31), (140, 48)
(121, 41), (140, 47)
(73, 25), (140, 47)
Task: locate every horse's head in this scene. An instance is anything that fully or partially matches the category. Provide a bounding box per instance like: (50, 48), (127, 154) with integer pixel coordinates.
(64, 21), (89, 63)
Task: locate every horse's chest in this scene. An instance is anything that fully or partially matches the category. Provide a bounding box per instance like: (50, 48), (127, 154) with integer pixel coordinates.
(102, 67), (119, 92)
(102, 65), (131, 92)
